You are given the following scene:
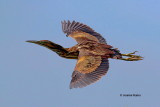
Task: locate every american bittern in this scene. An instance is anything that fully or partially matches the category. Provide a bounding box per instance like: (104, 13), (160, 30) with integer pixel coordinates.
(27, 21), (143, 89)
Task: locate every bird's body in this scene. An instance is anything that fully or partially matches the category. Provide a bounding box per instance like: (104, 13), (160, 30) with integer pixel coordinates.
(26, 20), (143, 89)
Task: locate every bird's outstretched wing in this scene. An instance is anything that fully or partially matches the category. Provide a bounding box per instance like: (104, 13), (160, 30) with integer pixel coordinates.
(70, 46), (111, 88)
(61, 20), (107, 44)
(70, 58), (109, 89)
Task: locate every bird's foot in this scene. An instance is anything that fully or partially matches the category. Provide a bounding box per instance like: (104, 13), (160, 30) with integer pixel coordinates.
(120, 51), (143, 61)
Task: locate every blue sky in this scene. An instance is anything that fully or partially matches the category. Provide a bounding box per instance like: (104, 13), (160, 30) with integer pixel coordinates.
(0, 0), (160, 107)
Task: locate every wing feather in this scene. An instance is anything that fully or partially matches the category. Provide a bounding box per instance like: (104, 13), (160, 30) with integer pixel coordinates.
(73, 22), (81, 30)
(70, 58), (109, 89)
(67, 21), (71, 32)
(61, 20), (107, 44)
(70, 21), (76, 31)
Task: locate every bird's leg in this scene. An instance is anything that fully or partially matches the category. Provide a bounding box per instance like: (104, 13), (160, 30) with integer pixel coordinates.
(120, 51), (143, 61)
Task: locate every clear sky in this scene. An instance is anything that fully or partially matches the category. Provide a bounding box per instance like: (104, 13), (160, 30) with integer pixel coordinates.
(0, 0), (160, 107)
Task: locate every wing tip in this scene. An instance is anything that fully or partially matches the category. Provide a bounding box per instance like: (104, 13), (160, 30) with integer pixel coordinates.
(61, 20), (90, 35)
(61, 20), (107, 44)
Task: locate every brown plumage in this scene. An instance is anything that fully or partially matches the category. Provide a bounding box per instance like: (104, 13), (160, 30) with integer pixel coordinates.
(26, 20), (143, 89)
(62, 21), (121, 88)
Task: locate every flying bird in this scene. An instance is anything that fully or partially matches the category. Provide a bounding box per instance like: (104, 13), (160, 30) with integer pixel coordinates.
(26, 21), (143, 89)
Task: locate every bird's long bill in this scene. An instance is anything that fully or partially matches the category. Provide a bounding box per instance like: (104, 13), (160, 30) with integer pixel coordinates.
(26, 40), (51, 45)
(26, 40), (38, 43)
(26, 40), (52, 47)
